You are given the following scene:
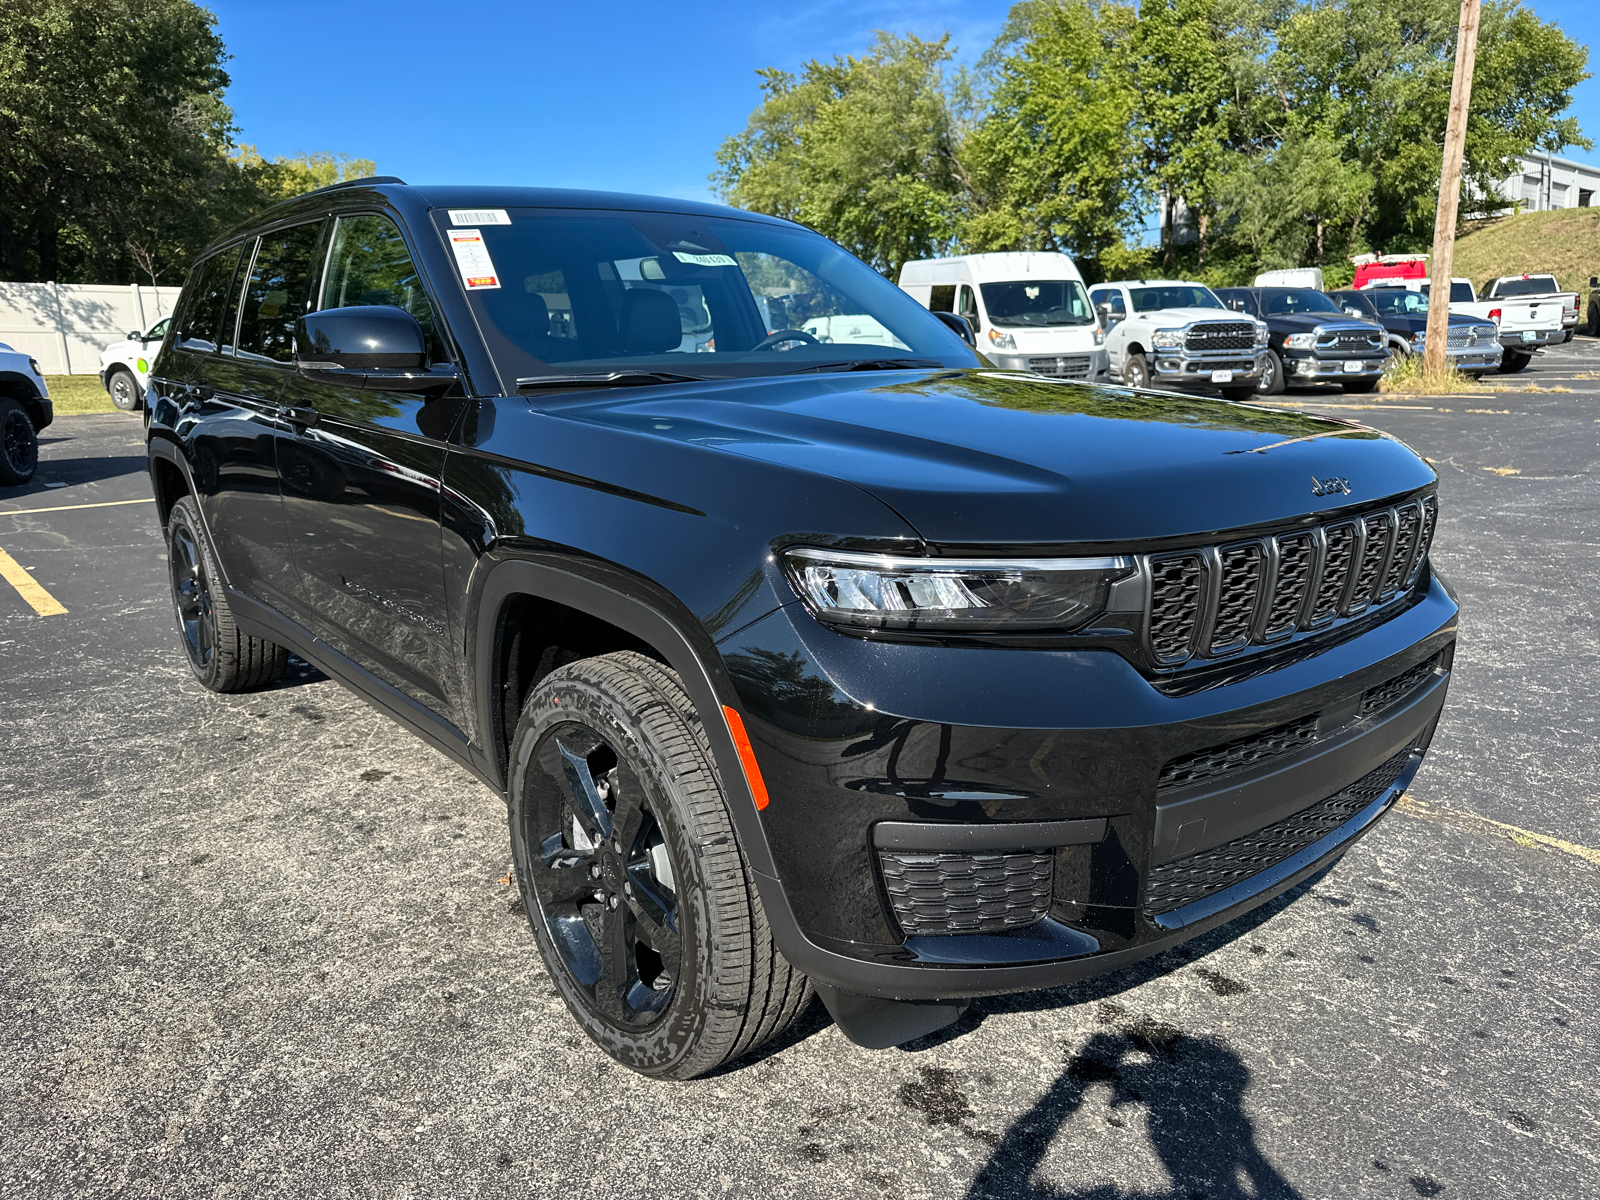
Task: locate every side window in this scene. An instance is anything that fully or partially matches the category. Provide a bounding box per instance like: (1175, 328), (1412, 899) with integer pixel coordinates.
(955, 284), (979, 328)
(236, 221), (327, 363)
(1092, 289), (1125, 318)
(175, 246), (242, 353)
(928, 284), (955, 313)
(320, 214), (448, 363)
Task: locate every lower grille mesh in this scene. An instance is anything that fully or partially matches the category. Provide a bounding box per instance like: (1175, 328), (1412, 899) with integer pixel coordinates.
(1361, 656), (1439, 716)
(879, 849), (1054, 936)
(1157, 714), (1319, 792)
(1144, 747), (1415, 917)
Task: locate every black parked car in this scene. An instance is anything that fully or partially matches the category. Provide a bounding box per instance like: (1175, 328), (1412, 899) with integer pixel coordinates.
(146, 179), (1457, 1078)
(1214, 287), (1386, 395)
(1326, 289), (1502, 378)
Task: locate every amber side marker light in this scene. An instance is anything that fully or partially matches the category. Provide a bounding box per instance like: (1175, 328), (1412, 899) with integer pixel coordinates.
(721, 705), (770, 811)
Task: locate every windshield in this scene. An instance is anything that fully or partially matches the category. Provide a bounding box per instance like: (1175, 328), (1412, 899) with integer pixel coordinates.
(1366, 289), (1429, 316)
(145, 317), (170, 340)
(979, 279), (1094, 327)
(1128, 285), (1223, 313)
(431, 208), (978, 389)
(1261, 288), (1342, 316)
(1489, 276), (1559, 297)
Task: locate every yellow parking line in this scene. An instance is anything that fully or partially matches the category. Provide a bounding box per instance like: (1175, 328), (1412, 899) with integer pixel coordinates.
(0, 497), (155, 518)
(0, 547), (67, 616)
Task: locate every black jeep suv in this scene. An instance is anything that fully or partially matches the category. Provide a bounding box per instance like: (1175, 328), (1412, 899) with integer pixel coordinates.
(145, 179), (1456, 1078)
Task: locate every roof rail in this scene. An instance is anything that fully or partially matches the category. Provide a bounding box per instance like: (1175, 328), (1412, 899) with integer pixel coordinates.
(300, 175), (407, 198)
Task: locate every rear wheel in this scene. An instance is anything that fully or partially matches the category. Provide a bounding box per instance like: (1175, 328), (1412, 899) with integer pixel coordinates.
(165, 496), (288, 691)
(1498, 350), (1532, 373)
(0, 397), (38, 486)
(1122, 352), (1150, 390)
(107, 368), (142, 412)
(508, 650), (811, 1079)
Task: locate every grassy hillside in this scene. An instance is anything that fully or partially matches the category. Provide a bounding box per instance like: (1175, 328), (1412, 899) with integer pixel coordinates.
(1455, 207), (1600, 293)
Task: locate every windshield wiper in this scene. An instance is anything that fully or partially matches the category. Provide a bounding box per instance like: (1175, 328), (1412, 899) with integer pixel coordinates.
(785, 358), (945, 375)
(516, 370), (704, 392)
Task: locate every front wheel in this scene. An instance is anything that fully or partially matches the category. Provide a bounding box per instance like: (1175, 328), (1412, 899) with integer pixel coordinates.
(0, 398), (38, 486)
(107, 368), (142, 412)
(508, 651), (812, 1079)
(1122, 352), (1150, 390)
(1256, 349), (1286, 395)
(165, 496), (288, 691)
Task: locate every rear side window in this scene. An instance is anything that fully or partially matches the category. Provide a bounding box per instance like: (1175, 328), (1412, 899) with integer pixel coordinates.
(236, 221), (327, 363)
(320, 214), (448, 363)
(175, 246), (243, 353)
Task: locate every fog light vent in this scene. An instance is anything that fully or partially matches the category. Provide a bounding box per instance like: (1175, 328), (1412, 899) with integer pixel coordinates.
(878, 849), (1053, 937)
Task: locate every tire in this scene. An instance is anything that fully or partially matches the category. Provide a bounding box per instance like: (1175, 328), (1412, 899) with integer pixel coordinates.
(165, 495), (288, 691)
(107, 368), (142, 413)
(0, 397), (38, 486)
(1341, 378), (1380, 394)
(1498, 351), (1532, 374)
(508, 650), (812, 1080)
(1122, 352), (1150, 390)
(1256, 349), (1286, 395)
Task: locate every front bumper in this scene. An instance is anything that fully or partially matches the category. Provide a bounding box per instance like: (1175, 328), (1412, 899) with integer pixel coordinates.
(721, 573), (1457, 1001)
(1281, 351), (1385, 380)
(990, 348), (1109, 381)
(1147, 350), (1267, 387)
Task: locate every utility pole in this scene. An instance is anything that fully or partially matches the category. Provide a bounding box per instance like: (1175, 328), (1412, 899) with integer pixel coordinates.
(1424, 0), (1482, 376)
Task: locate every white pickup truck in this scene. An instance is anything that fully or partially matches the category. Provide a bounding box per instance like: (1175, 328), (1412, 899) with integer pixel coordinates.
(1361, 277), (1564, 372)
(1480, 275), (1580, 344)
(1088, 278), (1269, 400)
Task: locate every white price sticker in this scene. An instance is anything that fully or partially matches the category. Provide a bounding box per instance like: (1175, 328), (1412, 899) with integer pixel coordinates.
(1210, 369), (1233, 383)
(447, 228), (501, 290)
(449, 209), (511, 226)
(673, 251), (738, 268)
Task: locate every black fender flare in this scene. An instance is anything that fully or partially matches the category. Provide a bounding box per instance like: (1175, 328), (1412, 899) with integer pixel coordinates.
(471, 554), (781, 880)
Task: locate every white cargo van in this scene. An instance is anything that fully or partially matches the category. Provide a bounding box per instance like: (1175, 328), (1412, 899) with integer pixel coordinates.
(898, 252), (1108, 380)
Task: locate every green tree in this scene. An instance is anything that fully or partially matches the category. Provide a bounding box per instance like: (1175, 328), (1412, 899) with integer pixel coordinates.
(236, 146), (379, 206)
(961, 0), (1144, 271)
(714, 33), (969, 276)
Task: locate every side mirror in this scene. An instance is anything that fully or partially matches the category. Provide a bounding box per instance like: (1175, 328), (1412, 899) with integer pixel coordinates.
(295, 305), (427, 369)
(127, 330), (142, 341)
(932, 309), (976, 347)
(1096, 303), (1121, 327)
(1589, 276), (1598, 289)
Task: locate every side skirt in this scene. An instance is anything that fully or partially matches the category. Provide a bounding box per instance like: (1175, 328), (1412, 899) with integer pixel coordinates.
(228, 587), (497, 790)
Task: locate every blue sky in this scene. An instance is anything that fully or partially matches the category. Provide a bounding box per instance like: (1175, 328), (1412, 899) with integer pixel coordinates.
(210, 0), (1598, 204)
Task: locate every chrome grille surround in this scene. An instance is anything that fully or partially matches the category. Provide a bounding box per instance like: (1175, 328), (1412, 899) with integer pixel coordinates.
(1138, 496), (1435, 668)
(1184, 321), (1256, 351)
(1314, 324), (1384, 354)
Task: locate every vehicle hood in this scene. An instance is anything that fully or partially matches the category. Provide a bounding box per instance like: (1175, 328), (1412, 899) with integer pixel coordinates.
(1268, 313), (1380, 334)
(547, 370), (1434, 546)
(1138, 306), (1245, 325)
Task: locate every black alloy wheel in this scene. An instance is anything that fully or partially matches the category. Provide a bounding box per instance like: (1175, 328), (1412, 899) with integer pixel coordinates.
(508, 651), (812, 1079)
(163, 496), (288, 691)
(108, 368), (141, 412)
(526, 722), (682, 1026)
(0, 398), (38, 486)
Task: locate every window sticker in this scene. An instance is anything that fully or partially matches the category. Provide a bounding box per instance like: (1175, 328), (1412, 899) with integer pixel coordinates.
(449, 209), (511, 226)
(448, 228), (501, 290)
(673, 251), (737, 268)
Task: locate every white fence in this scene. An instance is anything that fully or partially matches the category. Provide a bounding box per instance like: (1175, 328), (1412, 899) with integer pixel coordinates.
(0, 282), (183, 375)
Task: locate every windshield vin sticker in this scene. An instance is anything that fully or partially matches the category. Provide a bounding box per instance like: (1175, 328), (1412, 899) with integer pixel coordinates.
(672, 251), (738, 268)
(449, 209), (510, 226)
(447, 228), (501, 290)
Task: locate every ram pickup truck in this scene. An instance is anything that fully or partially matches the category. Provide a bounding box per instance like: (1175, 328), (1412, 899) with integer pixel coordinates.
(1214, 286), (1386, 395)
(1088, 279), (1269, 400)
(1479, 275), (1580, 344)
(1361, 278), (1562, 373)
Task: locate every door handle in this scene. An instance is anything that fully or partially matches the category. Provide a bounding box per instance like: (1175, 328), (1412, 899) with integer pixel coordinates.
(278, 404), (321, 429)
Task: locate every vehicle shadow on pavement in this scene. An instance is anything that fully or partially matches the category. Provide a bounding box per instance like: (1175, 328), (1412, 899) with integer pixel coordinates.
(18, 452), (149, 488)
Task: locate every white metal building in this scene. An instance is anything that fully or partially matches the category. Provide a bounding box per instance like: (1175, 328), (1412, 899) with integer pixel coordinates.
(1496, 151), (1600, 212)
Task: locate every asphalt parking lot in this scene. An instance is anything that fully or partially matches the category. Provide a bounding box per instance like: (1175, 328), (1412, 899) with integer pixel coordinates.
(3, 347), (1597, 1199)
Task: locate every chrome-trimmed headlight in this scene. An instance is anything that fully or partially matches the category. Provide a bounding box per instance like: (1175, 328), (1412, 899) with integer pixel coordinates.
(1151, 329), (1185, 349)
(1254, 323), (1270, 347)
(987, 328), (1017, 350)
(780, 548), (1136, 633)
(1283, 333), (1317, 349)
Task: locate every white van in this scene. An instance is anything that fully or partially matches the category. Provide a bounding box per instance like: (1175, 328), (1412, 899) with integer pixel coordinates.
(898, 252), (1108, 380)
